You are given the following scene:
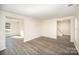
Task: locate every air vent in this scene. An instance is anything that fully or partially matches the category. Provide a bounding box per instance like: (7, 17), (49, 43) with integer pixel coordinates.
(68, 4), (73, 7)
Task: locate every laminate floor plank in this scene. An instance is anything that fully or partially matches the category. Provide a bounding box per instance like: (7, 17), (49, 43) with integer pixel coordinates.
(0, 36), (78, 55)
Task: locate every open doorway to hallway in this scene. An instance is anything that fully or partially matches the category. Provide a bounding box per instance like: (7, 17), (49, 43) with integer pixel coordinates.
(57, 19), (71, 42)
(5, 16), (24, 48)
(5, 16), (24, 38)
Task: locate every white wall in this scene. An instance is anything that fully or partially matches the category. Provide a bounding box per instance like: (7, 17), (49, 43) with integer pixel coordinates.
(19, 20), (24, 37)
(42, 19), (57, 39)
(24, 19), (41, 42)
(74, 13), (79, 53)
(0, 11), (6, 51)
(24, 18), (58, 42)
(70, 18), (75, 42)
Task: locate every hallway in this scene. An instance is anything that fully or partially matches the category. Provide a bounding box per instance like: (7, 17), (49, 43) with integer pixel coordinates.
(0, 36), (78, 55)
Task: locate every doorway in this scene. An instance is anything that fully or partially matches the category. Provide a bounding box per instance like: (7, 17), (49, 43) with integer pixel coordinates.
(5, 16), (24, 38)
(57, 19), (71, 42)
(5, 16), (24, 48)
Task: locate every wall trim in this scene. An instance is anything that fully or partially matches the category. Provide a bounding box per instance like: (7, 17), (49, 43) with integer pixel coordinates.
(0, 47), (6, 51)
(74, 40), (79, 54)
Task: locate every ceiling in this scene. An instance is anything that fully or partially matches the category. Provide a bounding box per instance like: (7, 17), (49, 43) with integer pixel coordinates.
(0, 4), (79, 19)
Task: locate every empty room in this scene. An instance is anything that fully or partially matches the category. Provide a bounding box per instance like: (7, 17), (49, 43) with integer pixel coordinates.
(0, 4), (79, 55)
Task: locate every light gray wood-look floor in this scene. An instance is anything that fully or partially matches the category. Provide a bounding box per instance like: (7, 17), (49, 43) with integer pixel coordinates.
(0, 36), (78, 55)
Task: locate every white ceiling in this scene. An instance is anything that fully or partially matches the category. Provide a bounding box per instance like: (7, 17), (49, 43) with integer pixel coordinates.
(0, 4), (79, 19)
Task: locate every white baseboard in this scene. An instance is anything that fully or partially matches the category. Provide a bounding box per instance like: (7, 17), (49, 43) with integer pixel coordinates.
(24, 36), (57, 43)
(24, 36), (41, 42)
(0, 47), (6, 51)
(42, 35), (57, 39)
